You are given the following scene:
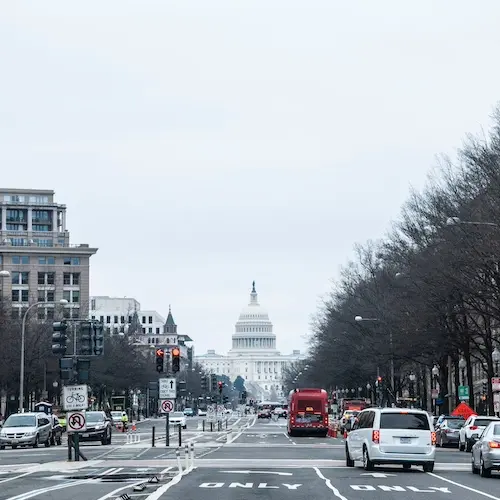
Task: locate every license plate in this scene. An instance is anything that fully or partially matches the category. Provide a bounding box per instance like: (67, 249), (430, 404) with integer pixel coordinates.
(11, 439), (18, 444)
(82, 433), (89, 438)
(400, 437), (411, 444)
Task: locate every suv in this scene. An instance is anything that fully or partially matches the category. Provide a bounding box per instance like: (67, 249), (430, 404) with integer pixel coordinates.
(346, 408), (436, 472)
(459, 415), (500, 452)
(0, 412), (52, 449)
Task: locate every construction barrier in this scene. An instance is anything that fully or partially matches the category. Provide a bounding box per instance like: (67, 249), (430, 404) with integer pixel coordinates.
(126, 422), (140, 444)
(327, 421), (338, 438)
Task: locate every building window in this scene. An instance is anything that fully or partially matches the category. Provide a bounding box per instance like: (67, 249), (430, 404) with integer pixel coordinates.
(12, 290), (29, 302)
(38, 272), (55, 285)
(142, 328), (146, 334)
(148, 316), (153, 324)
(100, 315), (104, 323)
(38, 256), (56, 265)
(120, 316), (125, 323)
(63, 272), (80, 285)
(12, 255), (29, 265)
(63, 257), (80, 265)
(106, 316), (111, 323)
(63, 290), (80, 303)
(142, 316), (146, 324)
(12, 271), (29, 285)
(33, 225), (50, 231)
(38, 290), (54, 302)
(156, 327), (160, 334)
(148, 327), (153, 333)
(114, 316), (118, 323)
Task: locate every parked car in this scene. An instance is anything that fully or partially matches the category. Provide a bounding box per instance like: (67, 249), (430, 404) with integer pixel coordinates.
(183, 408), (194, 417)
(169, 412), (187, 429)
(258, 409), (271, 419)
(346, 407), (436, 472)
(436, 418), (464, 447)
(0, 412), (52, 449)
(79, 411), (112, 445)
(459, 415), (500, 452)
(471, 421), (500, 477)
(198, 408), (207, 417)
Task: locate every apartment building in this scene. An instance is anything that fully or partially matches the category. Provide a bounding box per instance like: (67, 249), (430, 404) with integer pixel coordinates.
(0, 188), (98, 319)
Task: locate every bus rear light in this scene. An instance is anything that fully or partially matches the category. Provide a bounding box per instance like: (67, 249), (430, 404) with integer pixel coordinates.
(372, 430), (380, 443)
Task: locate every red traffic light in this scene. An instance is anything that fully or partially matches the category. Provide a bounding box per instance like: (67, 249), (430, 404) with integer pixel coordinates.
(377, 376), (382, 382)
(218, 381), (223, 387)
(156, 348), (164, 357)
(172, 347), (180, 357)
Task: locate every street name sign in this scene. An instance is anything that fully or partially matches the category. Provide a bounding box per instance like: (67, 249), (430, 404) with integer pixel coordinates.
(159, 378), (176, 399)
(63, 384), (88, 411)
(458, 385), (469, 401)
(67, 411), (87, 432)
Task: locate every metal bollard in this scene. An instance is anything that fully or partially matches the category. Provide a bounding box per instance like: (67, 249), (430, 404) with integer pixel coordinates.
(202, 420), (205, 432)
(178, 424), (182, 447)
(176, 448), (183, 473)
(225, 419), (228, 429)
(184, 444), (189, 469)
(152, 426), (156, 447)
(189, 442), (194, 467)
(210, 422), (213, 432)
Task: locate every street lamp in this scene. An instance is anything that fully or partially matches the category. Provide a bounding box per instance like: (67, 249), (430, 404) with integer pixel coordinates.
(432, 365), (439, 377)
(458, 357), (467, 385)
(493, 348), (500, 375)
(446, 216), (498, 227)
(19, 298), (68, 412)
(0, 269), (10, 301)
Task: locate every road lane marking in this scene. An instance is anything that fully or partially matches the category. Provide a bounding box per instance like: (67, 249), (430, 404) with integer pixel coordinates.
(95, 479), (146, 500)
(5, 479), (92, 500)
(221, 470), (294, 476)
(0, 472), (35, 484)
(145, 466), (192, 500)
(428, 472), (500, 499)
(314, 467), (349, 500)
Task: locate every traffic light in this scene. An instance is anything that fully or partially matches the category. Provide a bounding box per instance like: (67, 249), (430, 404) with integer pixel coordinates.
(79, 321), (93, 355)
(482, 380), (488, 396)
(76, 358), (91, 382)
(218, 381), (223, 394)
(223, 395), (229, 404)
(210, 374), (218, 392)
(171, 347), (180, 373)
(156, 348), (165, 373)
(201, 376), (208, 392)
(59, 357), (74, 380)
(241, 391), (247, 402)
(92, 322), (105, 355)
(52, 321), (68, 355)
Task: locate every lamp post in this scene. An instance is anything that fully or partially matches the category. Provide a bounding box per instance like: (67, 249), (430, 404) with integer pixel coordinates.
(0, 269), (10, 302)
(432, 365), (439, 416)
(458, 357), (467, 385)
(366, 383), (371, 401)
(446, 217), (498, 228)
(409, 372), (416, 408)
(493, 348), (500, 377)
(19, 298), (68, 413)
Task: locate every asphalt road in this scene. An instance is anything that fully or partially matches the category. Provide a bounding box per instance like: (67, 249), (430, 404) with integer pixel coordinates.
(2, 415), (500, 499)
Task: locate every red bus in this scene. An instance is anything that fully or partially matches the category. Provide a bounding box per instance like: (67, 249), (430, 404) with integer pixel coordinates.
(287, 388), (329, 437)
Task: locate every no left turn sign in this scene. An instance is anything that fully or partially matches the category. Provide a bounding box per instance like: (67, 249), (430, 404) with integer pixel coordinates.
(160, 400), (174, 413)
(67, 411), (87, 432)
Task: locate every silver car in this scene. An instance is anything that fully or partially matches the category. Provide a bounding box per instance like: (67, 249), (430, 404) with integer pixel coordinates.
(471, 422), (500, 477)
(0, 412), (52, 449)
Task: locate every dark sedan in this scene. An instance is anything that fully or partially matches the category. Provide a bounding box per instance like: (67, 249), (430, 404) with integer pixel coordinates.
(79, 411), (112, 445)
(436, 418), (464, 447)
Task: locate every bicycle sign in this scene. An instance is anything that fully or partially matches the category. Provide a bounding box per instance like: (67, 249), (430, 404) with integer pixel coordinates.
(67, 411), (87, 432)
(62, 384), (88, 411)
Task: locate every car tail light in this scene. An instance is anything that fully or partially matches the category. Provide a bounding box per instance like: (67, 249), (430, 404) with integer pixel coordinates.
(488, 441), (500, 449)
(470, 426), (478, 430)
(372, 430), (380, 443)
(445, 429), (451, 434)
(431, 432), (437, 445)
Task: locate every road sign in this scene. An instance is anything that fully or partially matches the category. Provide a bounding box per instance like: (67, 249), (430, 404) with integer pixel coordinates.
(159, 399), (174, 413)
(159, 378), (176, 399)
(62, 384), (88, 411)
(217, 404), (225, 414)
(492, 377), (500, 392)
(458, 385), (469, 401)
(206, 404), (216, 421)
(67, 411), (87, 432)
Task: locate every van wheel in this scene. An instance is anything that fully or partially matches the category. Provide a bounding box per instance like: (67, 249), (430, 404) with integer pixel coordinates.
(403, 464), (411, 470)
(458, 441), (465, 451)
(362, 446), (374, 471)
(345, 445), (355, 467)
(423, 462), (434, 473)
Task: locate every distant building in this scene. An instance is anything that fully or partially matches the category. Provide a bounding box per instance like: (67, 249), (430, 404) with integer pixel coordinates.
(0, 188), (98, 320)
(89, 296), (193, 366)
(195, 282), (304, 400)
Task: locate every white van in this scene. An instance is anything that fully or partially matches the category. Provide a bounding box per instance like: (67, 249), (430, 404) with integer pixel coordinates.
(346, 407), (436, 472)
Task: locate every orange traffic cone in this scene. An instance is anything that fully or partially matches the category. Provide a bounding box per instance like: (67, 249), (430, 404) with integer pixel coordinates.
(131, 422), (137, 431)
(343, 429), (348, 439)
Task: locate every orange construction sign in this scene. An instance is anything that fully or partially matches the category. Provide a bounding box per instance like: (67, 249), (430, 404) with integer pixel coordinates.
(451, 402), (476, 419)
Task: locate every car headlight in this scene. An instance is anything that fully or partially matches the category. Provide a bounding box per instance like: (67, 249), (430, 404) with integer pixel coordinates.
(95, 423), (105, 429)
(24, 431), (36, 436)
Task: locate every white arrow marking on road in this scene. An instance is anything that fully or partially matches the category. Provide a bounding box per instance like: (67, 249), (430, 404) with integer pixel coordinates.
(221, 470), (293, 476)
(360, 473), (397, 478)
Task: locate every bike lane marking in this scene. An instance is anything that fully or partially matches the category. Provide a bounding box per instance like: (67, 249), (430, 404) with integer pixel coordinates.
(314, 467), (349, 500)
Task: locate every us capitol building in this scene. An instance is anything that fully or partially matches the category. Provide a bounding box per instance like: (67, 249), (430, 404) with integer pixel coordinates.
(194, 282), (304, 400)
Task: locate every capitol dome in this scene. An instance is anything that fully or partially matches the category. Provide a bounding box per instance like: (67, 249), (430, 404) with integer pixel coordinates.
(230, 282), (277, 353)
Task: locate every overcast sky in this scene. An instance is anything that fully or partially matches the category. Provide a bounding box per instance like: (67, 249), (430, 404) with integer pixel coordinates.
(1, 1), (499, 355)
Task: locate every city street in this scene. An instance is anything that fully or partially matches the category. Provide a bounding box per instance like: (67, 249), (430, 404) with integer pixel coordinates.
(1, 416), (500, 499)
